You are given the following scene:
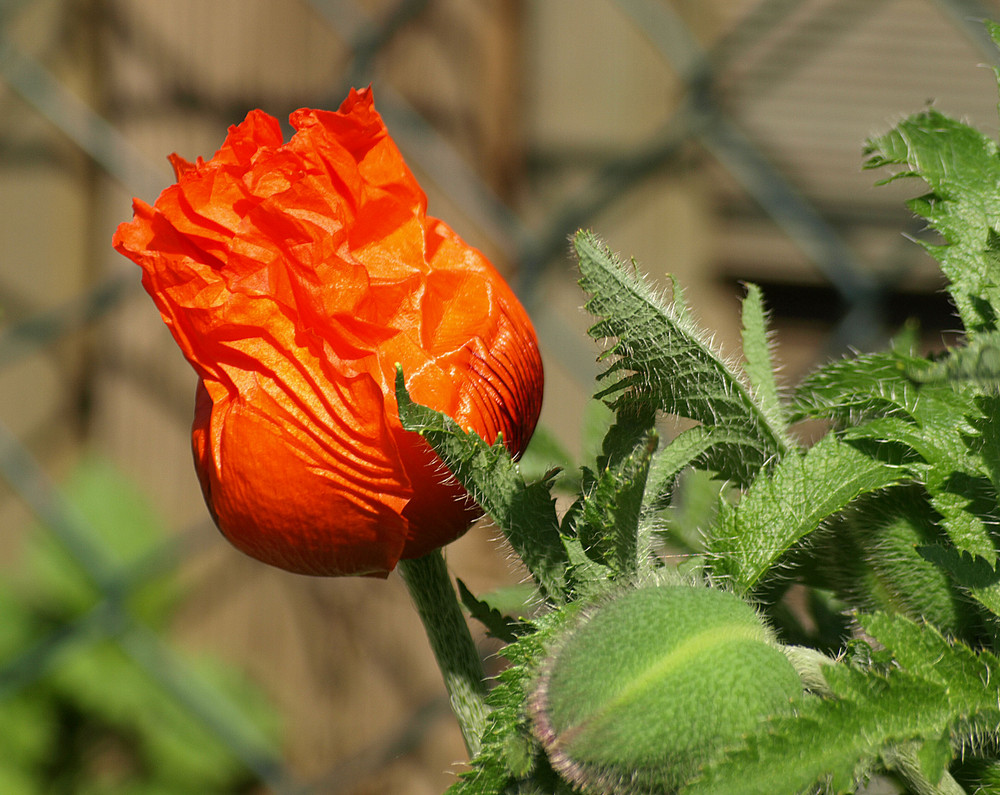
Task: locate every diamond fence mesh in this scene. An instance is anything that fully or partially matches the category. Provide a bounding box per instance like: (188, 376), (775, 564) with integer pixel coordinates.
(2, 0), (1000, 791)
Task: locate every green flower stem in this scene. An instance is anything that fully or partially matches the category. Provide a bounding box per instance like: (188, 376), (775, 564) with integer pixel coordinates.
(883, 743), (967, 795)
(397, 550), (490, 757)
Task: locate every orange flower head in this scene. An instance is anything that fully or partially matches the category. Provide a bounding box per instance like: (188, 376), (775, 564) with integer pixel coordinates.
(112, 88), (543, 577)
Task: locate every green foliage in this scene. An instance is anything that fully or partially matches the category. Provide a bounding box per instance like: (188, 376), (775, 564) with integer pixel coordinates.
(396, 366), (571, 603)
(566, 428), (657, 580)
(575, 231), (794, 486)
(398, 24), (1000, 794)
(740, 282), (789, 434)
(684, 614), (1000, 795)
(0, 456), (280, 794)
(709, 433), (907, 595)
(795, 349), (997, 561)
(445, 608), (582, 795)
(911, 330), (1000, 387)
(822, 486), (975, 637)
(863, 73), (1000, 335)
(456, 580), (531, 644)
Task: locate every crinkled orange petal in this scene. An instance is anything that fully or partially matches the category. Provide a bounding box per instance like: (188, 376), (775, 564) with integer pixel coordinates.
(113, 87), (543, 577)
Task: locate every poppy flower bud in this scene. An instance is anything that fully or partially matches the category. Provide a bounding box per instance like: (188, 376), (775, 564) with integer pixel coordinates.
(531, 586), (801, 793)
(112, 88), (543, 578)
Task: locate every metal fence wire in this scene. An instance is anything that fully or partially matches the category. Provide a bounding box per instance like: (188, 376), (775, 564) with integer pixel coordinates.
(3, 0), (1000, 792)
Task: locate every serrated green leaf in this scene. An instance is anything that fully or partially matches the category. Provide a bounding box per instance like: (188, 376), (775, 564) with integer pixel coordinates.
(572, 431), (657, 579)
(839, 417), (933, 465)
(709, 434), (907, 594)
(865, 108), (1000, 333)
(686, 613), (1000, 795)
(822, 486), (972, 637)
(861, 612), (993, 691)
(918, 544), (1000, 620)
(447, 609), (582, 795)
(919, 544), (1000, 590)
(849, 424), (996, 561)
(684, 673), (944, 795)
(644, 426), (722, 508)
(911, 330), (1000, 387)
(797, 349), (997, 561)
(646, 423), (776, 509)
(968, 584), (1000, 623)
(394, 367), (570, 603)
(574, 231), (792, 484)
(971, 394), (1000, 495)
(559, 529), (619, 602)
(928, 485), (997, 560)
(844, 419), (997, 561)
(456, 580), (529, 644)
(740, 283), (788, 433)
(793, 349), (920, 426)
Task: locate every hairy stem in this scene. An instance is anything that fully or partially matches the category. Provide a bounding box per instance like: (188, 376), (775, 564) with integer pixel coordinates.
(398, 550), (490, 757)
(883, 742), (967, 795)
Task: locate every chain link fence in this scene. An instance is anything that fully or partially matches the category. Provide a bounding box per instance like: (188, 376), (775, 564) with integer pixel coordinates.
(3, 0), (1000, 791)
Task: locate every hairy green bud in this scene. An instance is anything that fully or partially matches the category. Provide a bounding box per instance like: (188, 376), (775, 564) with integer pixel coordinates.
(531, 585), (801, 793)
(827, 486), (975, 637)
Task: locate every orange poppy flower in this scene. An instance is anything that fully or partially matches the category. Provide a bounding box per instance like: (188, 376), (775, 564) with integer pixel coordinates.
(112, 88), (543, 577)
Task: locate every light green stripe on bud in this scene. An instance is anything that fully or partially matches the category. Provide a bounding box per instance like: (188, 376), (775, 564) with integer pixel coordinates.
(531, 585), (801, 794)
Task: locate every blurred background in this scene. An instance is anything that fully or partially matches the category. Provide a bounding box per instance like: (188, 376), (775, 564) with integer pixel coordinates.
(3, 0), (1000, 792)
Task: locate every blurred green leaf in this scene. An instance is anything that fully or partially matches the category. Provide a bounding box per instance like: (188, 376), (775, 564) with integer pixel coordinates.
(0, 454), (280, 793)
(23, 455), (179, 626)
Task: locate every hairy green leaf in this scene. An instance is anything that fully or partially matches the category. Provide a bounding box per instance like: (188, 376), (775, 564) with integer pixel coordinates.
(845, 419), (996, 562)
(821, 486), (975, 637)
(395, 368), (570, 603)
(865, 109), (1000, 334)
(456, 580), (529, 644)
(575, 230), (792, 486)
(709, 434), (907, 594)
(911, 331), (1000, 387)
(740, 283), (788, 433)
(685, 613), (1000, 795)
(793, 349), (921, 426)
(862, 612), (995, 696)
(571, 431), (657, 579)
(644, 424), (772, 507)
(970, 394), (1000, 497)
(919, 544), (1000, 621)
(796, 349), (997, 560)
(683, 672), (943, 795)
(447, 610), (581, 795)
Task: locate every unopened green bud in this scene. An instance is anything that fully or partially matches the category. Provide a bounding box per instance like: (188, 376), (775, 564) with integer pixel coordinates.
(531, 585), (801, 793)
(828, 486), (974, 636)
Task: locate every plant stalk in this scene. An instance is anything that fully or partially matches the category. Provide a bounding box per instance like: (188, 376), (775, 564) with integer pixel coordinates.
(397, 550), (490, 757)
(883, 742), (967, 795)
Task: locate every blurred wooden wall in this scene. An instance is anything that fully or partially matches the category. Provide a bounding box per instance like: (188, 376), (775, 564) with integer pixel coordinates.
(6, 0), (1000, 792)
